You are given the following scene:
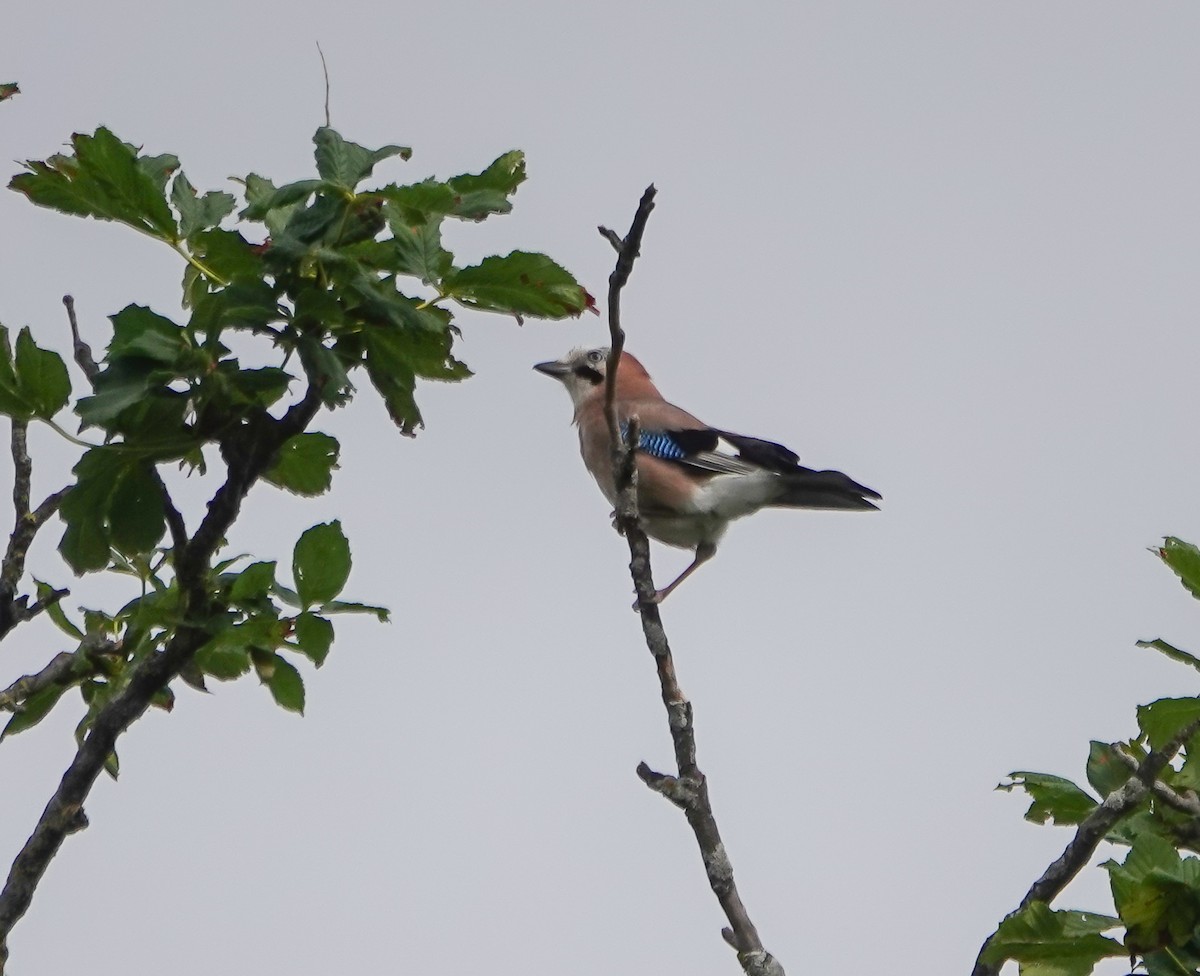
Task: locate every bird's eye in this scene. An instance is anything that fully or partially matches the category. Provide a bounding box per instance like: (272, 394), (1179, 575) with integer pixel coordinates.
(586, 349), (604, 364)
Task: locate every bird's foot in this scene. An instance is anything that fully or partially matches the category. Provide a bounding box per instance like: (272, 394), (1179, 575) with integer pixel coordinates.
(631, 589), (666, 612)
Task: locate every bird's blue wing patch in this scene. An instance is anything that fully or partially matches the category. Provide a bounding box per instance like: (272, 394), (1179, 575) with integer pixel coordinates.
(619, 422), (688, 460)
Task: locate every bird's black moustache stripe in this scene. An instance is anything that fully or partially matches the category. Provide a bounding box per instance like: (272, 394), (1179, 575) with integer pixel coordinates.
(574, 364), (604, 384)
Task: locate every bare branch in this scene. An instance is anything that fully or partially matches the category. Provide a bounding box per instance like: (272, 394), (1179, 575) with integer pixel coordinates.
(61, 296), (98, 384)
(971, 721), (1200, 976)
(599, 189), (784, 976)
(316, 42), (332, 128)
(599, 184), (655, 447)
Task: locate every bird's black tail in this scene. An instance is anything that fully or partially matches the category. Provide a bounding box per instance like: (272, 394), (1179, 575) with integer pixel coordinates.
(773, 468), (881, 511)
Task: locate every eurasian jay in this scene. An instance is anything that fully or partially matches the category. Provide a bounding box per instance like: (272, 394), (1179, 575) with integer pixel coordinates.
(534, 347), (880, 603)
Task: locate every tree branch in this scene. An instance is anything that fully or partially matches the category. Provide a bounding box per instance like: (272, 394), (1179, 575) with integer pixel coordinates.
(0, 653), (74, 713)
(0, 389), (323, 971)
(0, 421), (69, 641)
(598, 189), (784, 976)
(971, 721), (1200, 976)
(61, 295), (98, 384)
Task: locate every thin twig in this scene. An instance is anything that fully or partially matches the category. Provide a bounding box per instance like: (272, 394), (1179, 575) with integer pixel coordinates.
(599, 189), (784, 976)
(0, 421), (69, 641)
(317, 42), (331, 128)
(971, 721), (1200, 976)
(598, 184), (655, 448)
(61, 296), (98, 384)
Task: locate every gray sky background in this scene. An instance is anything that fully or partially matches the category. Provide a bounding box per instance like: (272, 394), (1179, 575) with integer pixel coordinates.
(3, 3), (1200, 974)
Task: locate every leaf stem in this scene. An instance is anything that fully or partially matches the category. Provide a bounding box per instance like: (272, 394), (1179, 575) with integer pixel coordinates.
(170, 243), (229, 288)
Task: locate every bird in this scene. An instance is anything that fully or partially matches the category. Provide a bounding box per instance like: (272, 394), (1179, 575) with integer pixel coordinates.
(534, 347), (880, 604)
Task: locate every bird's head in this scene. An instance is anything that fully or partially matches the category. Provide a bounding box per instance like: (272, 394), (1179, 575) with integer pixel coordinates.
(533, 347), (656, 411)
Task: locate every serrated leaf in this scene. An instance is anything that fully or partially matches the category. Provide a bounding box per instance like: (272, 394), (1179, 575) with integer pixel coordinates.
(184, 229), (264, 288)
(1159, 538), (1200, 600)
(1138, 698), (1200, 751)
(14, 327), (70, 418)
(294, 612), (333, 667)
(447, 150), (526, 220)
(362, 327), (420, 434)
(194, 642), (252, 680)
(229, 561), (278, 603)
(75, 359), (175, 430)
(1000, 772), (1097, 826)
(293, 521), (351, 607)
(170, 171), (235, 238)
(377, 179), (457, 223)
(108, 461), (165, 555)
(313, 127), (410, 190)
(10, 127), (179, 239)
(443, 251), (591, 320)
(58, 449), (125, 573)
(1, 683), (69, 740)
(264, 655), (305, 714)
(265, 432), (340, 496)
(1105, 834), (1200, 953)
(1086, 741), (1132, 799)
(384, 215), (453, 284)
(980, 902), (1123, 976)
(107, 304), (190, 364)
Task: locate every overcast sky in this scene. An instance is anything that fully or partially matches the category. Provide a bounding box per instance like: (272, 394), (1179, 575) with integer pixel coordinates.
(3, 3), (1200, 974)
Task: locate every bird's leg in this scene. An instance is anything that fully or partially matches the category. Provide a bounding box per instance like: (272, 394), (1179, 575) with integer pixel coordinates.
(636, 542), (717, 608)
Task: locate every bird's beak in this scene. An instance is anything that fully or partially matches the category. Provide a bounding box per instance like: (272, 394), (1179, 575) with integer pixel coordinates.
(533, 359), (571, 378)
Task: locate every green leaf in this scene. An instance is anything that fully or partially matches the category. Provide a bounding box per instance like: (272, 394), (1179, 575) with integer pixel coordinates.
(107, 304), (190, 364)
(447, 150), (526, 220)
(1139, 638), (1200, 673)
(1138, 698), (1200, 751)
(184, 229), (264, 290)
(377, 179), (456, 223)
(443, 251), (592, 320)
(0, 83), (18, 103)
(313, 127), (410, 190)
(58, 449), (125, 573)
(1159, 538), (1200, 600)
(170, 171), (235, 238)
(34, 579), (83, 639)
(293, 521), (351, 608)
(321, 599), (390, 621)
(265, 432), (340, 496)
(980, 901), (1123, 976)
(1105, 833), (1200, 953)
(294, 612), (333, 667)
(362, 327), (420, 434)
(0, 326), (26, 418)
(10, 127), (179, 239)
(14, 327), (70, 418)
(384, 215), (453, 284)
(194, 641), (252, 680)
(999, 772), (1097, 826)
(108, 462), (166, 555)
(76, 359), (176, 430)
(229, 561), (278, 603)
(1, 683), (69, 740)
(1086, 741), (1132, 799)
(264, 654), (305, 714)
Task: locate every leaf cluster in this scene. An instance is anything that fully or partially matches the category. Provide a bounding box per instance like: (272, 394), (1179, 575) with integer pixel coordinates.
(986, 538), (1200, 974)
(1, 125), (588, 735)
